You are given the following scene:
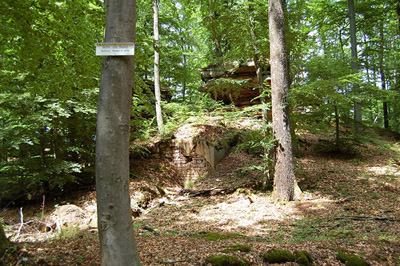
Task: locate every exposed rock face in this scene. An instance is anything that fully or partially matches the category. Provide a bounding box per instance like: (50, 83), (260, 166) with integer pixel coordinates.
(139, 124), (236, 188)
(48, 204), (96, 231)
(199, 62), (271, 107)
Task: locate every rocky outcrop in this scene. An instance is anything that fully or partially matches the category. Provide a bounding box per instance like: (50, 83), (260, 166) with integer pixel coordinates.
(199, 62), (271, 107)
(136, 124), (237, 188)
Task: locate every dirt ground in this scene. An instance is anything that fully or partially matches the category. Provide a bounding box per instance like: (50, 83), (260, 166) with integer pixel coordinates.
(1, 129), (400, 265)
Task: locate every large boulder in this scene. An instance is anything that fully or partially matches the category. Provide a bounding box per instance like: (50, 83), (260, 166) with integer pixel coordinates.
(48, 204), (93, 231)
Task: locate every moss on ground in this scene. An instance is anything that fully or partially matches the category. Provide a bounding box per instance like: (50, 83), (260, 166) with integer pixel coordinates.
(205, 254), (251, 266)
(192, 232), (245, 241)
(223, 244), (252, 253)
(294, 250), (313, 265)
(337, 250), (352, 263)
(336, 250), (368, 266)
(263, 249), (295, 263)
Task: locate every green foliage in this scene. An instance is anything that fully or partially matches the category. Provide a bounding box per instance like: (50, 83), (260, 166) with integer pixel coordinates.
(234, 129), (273, 156)
(289, 0), (400, 135)
(262, 249), (295, 264)
(0, 0), (102, 205)
(205, 254), (251, 266)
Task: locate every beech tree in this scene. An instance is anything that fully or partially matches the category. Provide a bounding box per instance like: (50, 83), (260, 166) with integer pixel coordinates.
(95, 0), (141, 265)
(348, 0), (362, 134)
(153, 0), (164, 134)
(268, 0), (300, 201)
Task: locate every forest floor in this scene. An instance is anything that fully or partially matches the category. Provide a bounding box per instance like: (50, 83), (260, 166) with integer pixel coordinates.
(1, 127), (400, 265)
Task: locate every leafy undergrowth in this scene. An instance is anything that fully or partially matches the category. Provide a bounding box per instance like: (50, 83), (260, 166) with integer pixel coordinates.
(1, 129), (400, 265)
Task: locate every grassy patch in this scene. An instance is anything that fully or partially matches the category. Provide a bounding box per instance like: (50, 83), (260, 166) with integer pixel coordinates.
(192, 232), (245, 241)
(291, 218), (330, 242)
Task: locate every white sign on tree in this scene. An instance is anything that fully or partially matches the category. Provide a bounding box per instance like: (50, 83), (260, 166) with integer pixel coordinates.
(96, 42), (135, 56)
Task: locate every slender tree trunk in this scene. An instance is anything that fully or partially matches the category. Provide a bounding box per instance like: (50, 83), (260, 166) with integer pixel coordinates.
(153, 0), (163, 135)
(268, 0), (301, 201)
(397, 0), (400, 33)
(348, 0), (362, 134)
(1, 120), (5, 162)
(393, 40), (399, 132)
(380, 22), (389, 129)
(53, 117), (62, 160)
(96, 0), (141, 265)
(182, 45), (187, 101)
(334, 105), (340, 149)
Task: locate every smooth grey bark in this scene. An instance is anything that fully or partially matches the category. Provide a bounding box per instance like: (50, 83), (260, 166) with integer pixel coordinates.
(268, 0), (301, 201)
(348, 0), (362, 134)
(153, 0), (164, 135)
(96, 0), (141, 265)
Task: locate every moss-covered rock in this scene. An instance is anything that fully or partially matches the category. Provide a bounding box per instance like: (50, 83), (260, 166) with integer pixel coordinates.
(263, 249), (295, 264)
(346, 256), (368, 266)
(337, 250), (352, 263)
(294, 250), (313, 265)
(205, 254), (251, 266)
(336, 250), (368, 266)
(223, 244), (252, 253)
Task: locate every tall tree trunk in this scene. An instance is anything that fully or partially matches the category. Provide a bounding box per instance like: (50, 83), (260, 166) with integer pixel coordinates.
(268, 0), (301, 201)
(53, 117), (62, 161)
(95, 0), (141, 265)
(1, 120), (5, 162)
(397, 0), (400, 33)
(348, 0), (362, 134)
(153, 0), (163, 135)
(380, 21), (389, 129)
(393, 40), (399, 132)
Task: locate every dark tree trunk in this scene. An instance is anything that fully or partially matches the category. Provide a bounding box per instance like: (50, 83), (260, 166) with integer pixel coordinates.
(0, 223), (9, 255)
(153, 0), (163, 135)
(383, 102), (389, 129)
(95, 0), (141, 265)
(334, 105), (340, 149)
(348, 0), (362, 134)
(268, 0), (301, 201)
(380, 21), (389, 129)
